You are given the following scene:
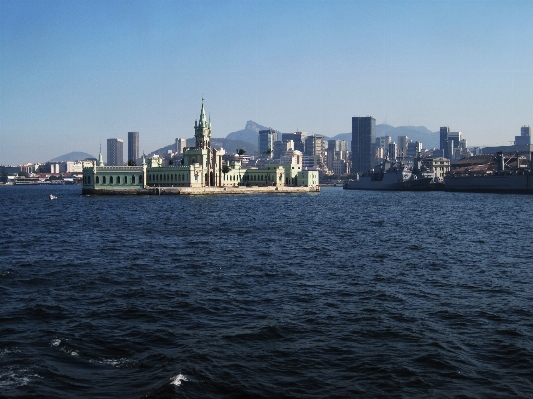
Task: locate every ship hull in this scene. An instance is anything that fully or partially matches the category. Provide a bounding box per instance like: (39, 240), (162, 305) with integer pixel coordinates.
(444, 174), (533, 193)
(344, 177), (434, 191)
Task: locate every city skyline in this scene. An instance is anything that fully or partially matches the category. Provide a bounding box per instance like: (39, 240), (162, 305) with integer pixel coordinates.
(1, 0), (532, 166)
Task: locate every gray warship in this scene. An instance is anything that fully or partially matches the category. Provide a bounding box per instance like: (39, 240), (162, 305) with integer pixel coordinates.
(444, 152), (533, 193)
(344, 159), (437, 191)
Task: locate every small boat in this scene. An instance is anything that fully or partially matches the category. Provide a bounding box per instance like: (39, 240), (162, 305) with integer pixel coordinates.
(49, 194), (57, 200)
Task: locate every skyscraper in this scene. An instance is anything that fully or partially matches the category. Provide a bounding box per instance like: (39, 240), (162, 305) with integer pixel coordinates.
(440, 126), (450, 157)
(304, 135), (325, 157)
(282, 131), (306, 153)
(351, 116), (376, 174)
(258, 128), (278, 158)
(107, 138), (124, 166)
(128, 132), (139, 165)
(521, 125), (531, 137)
(175, 138), (187, 153)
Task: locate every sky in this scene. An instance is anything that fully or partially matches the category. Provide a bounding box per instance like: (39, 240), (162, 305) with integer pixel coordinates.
(1, 0), (532, 165)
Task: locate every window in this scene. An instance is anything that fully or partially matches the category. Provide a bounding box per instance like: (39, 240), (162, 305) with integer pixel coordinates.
(96, 176), (100, 184)
(124, 176), (128, 184)
(88, 176), (91, 184)
(110, 176), (114, 184)
(117, 176), (120, 184)
(132, 175), (135, 184)
(103, 176), (106, 184)
(139, 175), (143, 183)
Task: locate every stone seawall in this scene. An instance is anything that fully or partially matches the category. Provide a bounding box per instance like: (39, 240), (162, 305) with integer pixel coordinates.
(82, 186), (320, 195)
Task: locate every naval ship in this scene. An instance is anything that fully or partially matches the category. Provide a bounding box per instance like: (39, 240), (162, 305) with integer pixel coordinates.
(444, 152), (533, 193)
(344, 158), (437, 191)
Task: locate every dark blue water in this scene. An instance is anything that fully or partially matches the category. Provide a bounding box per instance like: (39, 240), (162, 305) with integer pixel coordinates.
(1, 185), (532, 398)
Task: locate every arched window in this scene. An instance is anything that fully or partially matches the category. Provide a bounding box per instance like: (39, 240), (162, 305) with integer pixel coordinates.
(139, 175), (143, 183)
(124, 176), (128, 184)
(103, 176), (106, 184)
(96, 176), (99, 184)
(110, 176), (114, 184)
(117, 176), (120, 184)
(132, 175), (135, 184)
(88, 176), (91, 184)
(175, 174), (177, 181)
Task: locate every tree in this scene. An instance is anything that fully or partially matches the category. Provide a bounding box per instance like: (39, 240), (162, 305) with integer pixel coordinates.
(237, 148), (246, 156)
(265, 148), (272, 155)
(128, 159), (136, 166)
(17, 171), (29, 178)
(168, 159), (174, 166)
(222, 165), (231, 175)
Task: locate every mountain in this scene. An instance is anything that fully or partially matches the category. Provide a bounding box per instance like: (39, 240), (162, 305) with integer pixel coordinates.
(225, 120), (269, 145)
(330, 124), (439, 149)
(50, 152), (95, 162)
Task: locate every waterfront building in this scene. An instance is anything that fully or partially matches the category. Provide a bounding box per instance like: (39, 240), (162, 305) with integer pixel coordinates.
(421, 157), (450, 181)
(351, 116), (376, 174)
(107, 138), (123, 166)
(258, 128), (278, 158)
(128, 132), (139, 165)
(82, 101), (319, 193)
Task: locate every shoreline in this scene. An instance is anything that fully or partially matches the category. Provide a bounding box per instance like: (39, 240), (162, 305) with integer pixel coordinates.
(82, 186), (320, 195)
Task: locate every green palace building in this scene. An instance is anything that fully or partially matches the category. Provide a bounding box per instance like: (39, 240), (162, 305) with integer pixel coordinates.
(82, 101), (319, 194)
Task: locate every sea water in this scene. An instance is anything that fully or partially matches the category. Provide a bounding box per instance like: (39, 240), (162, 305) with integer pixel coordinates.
(1, 185), (532, 398)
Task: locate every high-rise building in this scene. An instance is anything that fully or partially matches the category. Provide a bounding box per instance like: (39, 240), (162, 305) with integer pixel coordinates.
(282, 131), (306, 153)
(258, 128), (278, 158)
(375, 136), (392, 159)
(175, 138), (187, 153)
(304, 135), (325, 157)
(107, 138), (124, 166)
(351, 116), (376, 174)
(128, 132), (139, 165)
(516, 126), (532, 145)
(273, 140), (292, 160)
(388, 142), (397, 161)
(440, 126), (450, 157)
(397, 136), (410, 158)
(407, 141), (423, 157)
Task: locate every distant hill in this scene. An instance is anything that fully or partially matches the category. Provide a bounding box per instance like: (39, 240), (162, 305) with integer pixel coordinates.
(225, 120), (269, 145)
(50, 152), (95, 162)
(330, 125), (439, 149)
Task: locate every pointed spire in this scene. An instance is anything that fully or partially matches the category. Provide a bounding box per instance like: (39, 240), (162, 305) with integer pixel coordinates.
(199, 100), (207, 126)
(98, 143), (104, 166)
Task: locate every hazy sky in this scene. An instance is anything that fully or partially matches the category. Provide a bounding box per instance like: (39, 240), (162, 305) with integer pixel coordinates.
(1, 0), (532, 165)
